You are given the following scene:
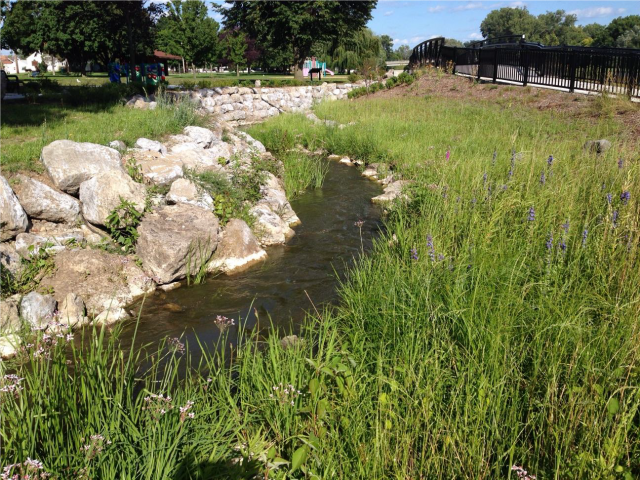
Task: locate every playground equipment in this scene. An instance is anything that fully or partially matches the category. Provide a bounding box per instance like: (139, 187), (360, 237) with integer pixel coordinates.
(303, 57), (335, 78)
(119, 62), (166, 85)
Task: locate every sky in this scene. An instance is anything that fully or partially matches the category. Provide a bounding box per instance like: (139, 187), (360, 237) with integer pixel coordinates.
(366, 1), (640, 47)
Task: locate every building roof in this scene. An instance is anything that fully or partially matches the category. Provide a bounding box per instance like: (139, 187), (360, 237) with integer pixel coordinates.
(153, 50), (182, 61)
(1, 55), (14, 65)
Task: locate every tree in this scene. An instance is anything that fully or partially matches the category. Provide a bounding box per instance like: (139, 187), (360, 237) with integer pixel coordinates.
(220, 1), (377, 80)
(480, 7), (537, 40)
(444, 38), (464, 47)
(581, 23), (606, 47)
(595, 15), (640, 47)
(395, 45), (411, 60)
(616, 25), (640, 49)
(155, 0), (219, 75)
(327, 28), (381, 74)
(380, 34), (394, 59)
(220, 30), (247, 76)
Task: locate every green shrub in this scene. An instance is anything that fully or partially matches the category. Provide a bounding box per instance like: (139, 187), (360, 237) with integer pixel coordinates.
(397, 72), (414, 85)
(386, 77), (398, 89)
(105, 198), (144, 254)
(348, 73), (362, 83)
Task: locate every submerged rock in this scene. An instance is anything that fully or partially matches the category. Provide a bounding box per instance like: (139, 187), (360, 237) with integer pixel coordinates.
(39, 249), (155, 317)
(41, 140), (123, 195)
(0, 175), (29, 241)
(13, 174), (81, 224)
(208, 219), (267, 274)
(79, 170), (146, 227)
(136, 203), (219, 284)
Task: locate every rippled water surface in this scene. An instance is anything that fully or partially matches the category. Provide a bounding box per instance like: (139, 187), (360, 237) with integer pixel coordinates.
(122, 160), (383, 351)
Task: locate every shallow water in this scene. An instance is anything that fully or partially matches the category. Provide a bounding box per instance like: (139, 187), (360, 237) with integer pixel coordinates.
(121, 160), (383, 353)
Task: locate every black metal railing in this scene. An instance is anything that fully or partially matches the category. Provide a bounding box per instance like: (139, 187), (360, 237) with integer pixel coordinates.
(409, 37), (640, 98)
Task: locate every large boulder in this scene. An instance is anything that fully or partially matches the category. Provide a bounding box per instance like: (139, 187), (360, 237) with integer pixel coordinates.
(20, 291), (57, 328)
(249, 204), (295, 246)
(0, 242), (22, 280)
(135, 138), (168, 155)
(12, 174), (81, 224)
(41, 140), (123, 195)
(0, 175), (28, 241)
(166, 178), (214, 210)
(208, 219), (267, 274)
(58, 293), (87, 328)
(136, 204), (219, 284)
(0, 294), (22, 333)
(79, 170), (146, 227)
(15, 230), (84, 257)
(236, 131), (266, 154)
(371, 180), (411, 205)
(39, 249), (156, 316)
(184, 126), (219, 148)
(135, 154), (184, 186)
(258, 173), (300, 226)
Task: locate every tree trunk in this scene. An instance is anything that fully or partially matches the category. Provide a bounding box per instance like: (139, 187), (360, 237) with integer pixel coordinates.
(293, 57), (305, 81)
(236, 65), (239, 77)
(192, 63), (196, 79)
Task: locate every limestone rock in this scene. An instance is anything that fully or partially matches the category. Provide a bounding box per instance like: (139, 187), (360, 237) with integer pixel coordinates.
(0, 175), (28, 241)
(109, 140), (127, 152)
(236, 131), (266, 153)
(0, 242), (22, 279)
(166, 178), (213, 210)
(0, 295), (22, 333)
(258, 173), (300, 226)
(135, 154), (184, 186)
(184, 126), (219, 148)
(584, 139), (611, 154)
(136, 204), (219, 284)
(250, 204), (295, 246)
(79, 170), (146, 227)
(94, 307), (130, 325)
(58, 293), (87, 328)
(135, 138), (167, 155)
(41, 140), (123, 195)
(0, 334), (19, 359)
(371, 180), (411, 205)
(20, 292), (57, 328)
(13, 174), (81, 224)
(39, 249), (156, 316)
(362, 164), (380, 179)
(208, 219), (267, 274)
(280, 335), (304, 349)
(15, 230), (84, 257)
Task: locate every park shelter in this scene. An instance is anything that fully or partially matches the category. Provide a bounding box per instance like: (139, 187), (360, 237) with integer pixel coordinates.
(149, 50), (184, 75)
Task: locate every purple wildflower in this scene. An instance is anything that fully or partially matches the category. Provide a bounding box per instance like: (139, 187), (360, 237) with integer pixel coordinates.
(437, 253), (445, 262)
(445, 149), (450, 161)
(560, 240), (567, 252)
(582, 229), (588, 246)
(601, 183), (606, 191)
(620, 191), (630, 205)
(546, 231), (553, 251)
(426, 235), (435, 262)
(612, 210), (619, 228)
(528, 206), (535, 222)
(540, 171), (546, 185)
(618, 158), (624, 169)
(502, 184), (508, 191)
(562, 221), (570, 233)
(606, 193), (612, 204)
(410, 248), (419, 261)
(547, 155), (553, 166)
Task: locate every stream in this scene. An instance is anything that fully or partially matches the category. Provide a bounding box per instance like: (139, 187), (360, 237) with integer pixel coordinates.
(120, 160), (383, 354)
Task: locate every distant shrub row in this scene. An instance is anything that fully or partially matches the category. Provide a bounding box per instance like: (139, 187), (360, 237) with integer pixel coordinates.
(179, 77), (341, 91)
(347, 71), (420, 99)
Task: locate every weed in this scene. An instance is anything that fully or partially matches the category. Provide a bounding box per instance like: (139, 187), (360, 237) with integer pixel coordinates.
(105, 198), (144, 254)
(125, 158), (143, 183)
(1, 244), (56, 297)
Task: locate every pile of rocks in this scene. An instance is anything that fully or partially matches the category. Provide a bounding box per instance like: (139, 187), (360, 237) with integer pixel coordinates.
(130, 82), (360, 124)
(0, 122), (300, 355)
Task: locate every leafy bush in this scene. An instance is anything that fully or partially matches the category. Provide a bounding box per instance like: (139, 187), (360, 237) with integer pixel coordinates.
(386, 77), (398, 89)
(397, 72), (414, 85)
(348, 73), (362, 83)
(0, 245), (56, 298)
(105, 198), (144, 254)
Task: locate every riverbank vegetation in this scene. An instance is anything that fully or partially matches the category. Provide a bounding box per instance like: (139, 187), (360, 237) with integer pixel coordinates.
(2, 90), (638, 478)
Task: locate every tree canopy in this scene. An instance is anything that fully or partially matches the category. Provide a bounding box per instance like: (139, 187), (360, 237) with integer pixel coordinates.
(219, 1), (377, 79)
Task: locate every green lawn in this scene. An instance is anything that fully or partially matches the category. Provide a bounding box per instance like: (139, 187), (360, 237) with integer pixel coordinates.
(2, 88), (638, 478)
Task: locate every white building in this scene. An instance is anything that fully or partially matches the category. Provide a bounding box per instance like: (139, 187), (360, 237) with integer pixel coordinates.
(1, 52), (67, 74)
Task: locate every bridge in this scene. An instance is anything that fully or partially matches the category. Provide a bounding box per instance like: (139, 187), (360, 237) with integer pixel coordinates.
(385, 60), (409, 68)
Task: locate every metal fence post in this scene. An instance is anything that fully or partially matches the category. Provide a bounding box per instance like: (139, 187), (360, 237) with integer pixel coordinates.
(477, 49), (482, 81)
(568, 51), (577, 93)
(522, 49), (529, 86)
(492, 48), (498, 83)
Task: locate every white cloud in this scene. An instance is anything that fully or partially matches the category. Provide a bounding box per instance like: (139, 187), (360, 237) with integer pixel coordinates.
(510, 1), (526, 7)
(428, 5), (446, 13)
(454, 2), (485, 11)
(468, 32), (483, 40)
(384, 10), (394, 16)
(393, 36), (425, 47)
(568, 7), (623, 19)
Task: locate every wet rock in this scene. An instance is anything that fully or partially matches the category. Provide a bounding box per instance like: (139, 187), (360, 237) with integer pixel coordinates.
(58, 293), (87, 328)
(584, 139), (611, 154)
(41, 140), (123, 195)
(0, 295), (22, 333)
(39, 249), (156, 316)
(166, 178), (214, 210)
(184, 126), (219, 148)
(0, 175), (28, 241)
(94, 307), (130, 325)
(361, 163), (381, 179)
(249, 204), (295, 246)
(15, 230), (84, 257)
(371, 180), (411, 205)
(79, 170), (146, 227)
(258, 173), (300, 226)
(20, 292), (57, 328)
(136, 203), (219, 284)
(339, 157), (354, 166)
(12, 174), (81, 224)
(158, 281), (181, 292)
(135, 138), (167, 155)
(208, 219), (267, 274)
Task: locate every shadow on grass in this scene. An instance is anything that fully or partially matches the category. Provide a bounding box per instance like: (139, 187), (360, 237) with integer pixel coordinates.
(1, 100), (121, 128)
(173, 453), (264, 480)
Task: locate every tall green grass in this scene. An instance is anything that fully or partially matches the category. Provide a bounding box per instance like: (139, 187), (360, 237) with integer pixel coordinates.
(280, 152), (330, 198)
(2, 95), (638, 479)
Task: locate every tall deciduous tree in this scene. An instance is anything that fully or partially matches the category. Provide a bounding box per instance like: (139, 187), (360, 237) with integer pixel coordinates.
(220, 1), (376, 80)
(155, 0), (219, 75)
(219, 30), (248, 76)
